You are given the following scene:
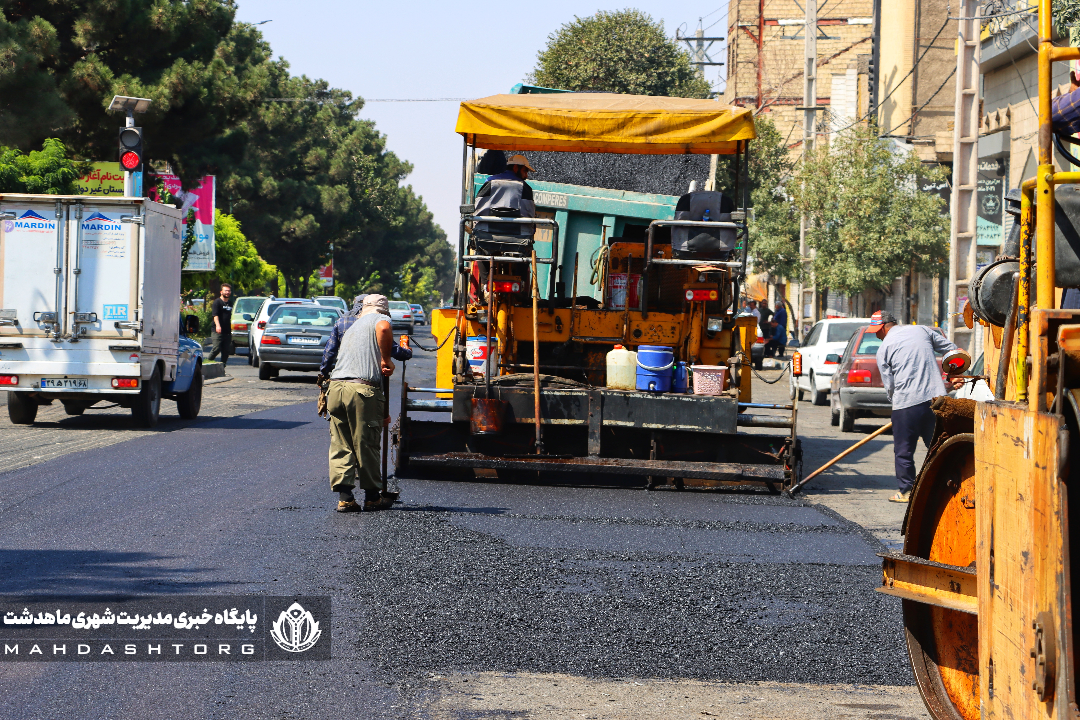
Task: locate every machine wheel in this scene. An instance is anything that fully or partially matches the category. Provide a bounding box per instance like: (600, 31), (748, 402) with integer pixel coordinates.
(259, 363), (274, 381)
(839, 405), (855, 432)
(810, 373), (828, 406)
(132, 367), (162, 428)
(903, 434), (979, 720)
(177, 365), (203, 420)
(62, 402), (85, 416)
(7, 392), (38, 425)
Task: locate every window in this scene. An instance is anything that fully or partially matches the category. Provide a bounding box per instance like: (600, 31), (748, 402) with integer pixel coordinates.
(804, 324), (822, 346)
(389, 301), (411, 310)
(269, 306), (340, 326)
(233, 297), (264, 316)
(856, 334), (882, 355)
(826, 322), (865, 343)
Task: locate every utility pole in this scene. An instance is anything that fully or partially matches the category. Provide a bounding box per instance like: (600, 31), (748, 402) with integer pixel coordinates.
(947, 0), (981, 353)
(796, 0), (822, 332)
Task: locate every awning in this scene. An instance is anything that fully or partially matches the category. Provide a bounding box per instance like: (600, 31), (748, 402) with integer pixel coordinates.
(456, 93), (756, 155)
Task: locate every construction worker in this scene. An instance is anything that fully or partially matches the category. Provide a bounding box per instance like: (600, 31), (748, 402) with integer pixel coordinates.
(326, 295), (397, 513)
(320, 294), (412, 380)
(872, 311), (966, 503)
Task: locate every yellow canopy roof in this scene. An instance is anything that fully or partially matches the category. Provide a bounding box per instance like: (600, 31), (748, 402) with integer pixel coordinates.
(456, 93), (755, 155)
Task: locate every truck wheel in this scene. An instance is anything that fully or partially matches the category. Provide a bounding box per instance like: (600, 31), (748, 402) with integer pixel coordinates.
(840, 405), (855, 432)
(177, 365), (203, 420)
(132, 366), (162, 428)
(259, 363), (274, 381)
(7, 392), (38, 425)
(62, 402), (85, 416)
(811, 373), (828, 406)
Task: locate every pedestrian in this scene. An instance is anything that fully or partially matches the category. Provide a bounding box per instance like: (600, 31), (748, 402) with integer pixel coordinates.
(326, 294), (398, 513)
(764, 301), (788, 358)
(872, 311), (967, 503)
(208, 283), (233, 366)
(758, 301), (774, 341)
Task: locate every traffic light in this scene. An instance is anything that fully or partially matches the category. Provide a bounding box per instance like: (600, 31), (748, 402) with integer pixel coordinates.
(118, 127), (144, 173)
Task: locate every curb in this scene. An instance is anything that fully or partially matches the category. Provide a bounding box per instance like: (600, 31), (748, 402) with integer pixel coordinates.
(202, 362), (226, 380)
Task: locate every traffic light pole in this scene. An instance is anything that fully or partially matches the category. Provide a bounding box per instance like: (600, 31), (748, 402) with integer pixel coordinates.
(123, 110), (135, 198)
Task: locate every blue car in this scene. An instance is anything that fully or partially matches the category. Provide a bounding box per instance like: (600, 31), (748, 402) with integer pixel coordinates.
(162, 315), (205, 419)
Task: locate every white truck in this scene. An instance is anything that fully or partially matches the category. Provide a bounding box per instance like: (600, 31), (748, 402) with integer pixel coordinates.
(0, 195), (202, 428)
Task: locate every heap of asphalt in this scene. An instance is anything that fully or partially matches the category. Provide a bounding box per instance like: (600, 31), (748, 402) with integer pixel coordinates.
(346, 489), (912, 685)
(528, 152), (711, 196)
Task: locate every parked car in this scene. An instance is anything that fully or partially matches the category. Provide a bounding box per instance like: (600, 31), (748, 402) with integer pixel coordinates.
(830, 325), (951, 432)
(229, 296), (267, 354)
(314, 295), (348, 313)
(410, 304), (426, 326)
(829, 327), (891, 432)
(248, 297), (315, 368)
(790, 318), (870, 405)
(257, 305), (343, 381)
(388, 301), (413, 333)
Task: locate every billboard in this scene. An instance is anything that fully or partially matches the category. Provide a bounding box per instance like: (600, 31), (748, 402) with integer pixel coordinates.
(154, 174), (216, 272)
(74, 163), (125, 197)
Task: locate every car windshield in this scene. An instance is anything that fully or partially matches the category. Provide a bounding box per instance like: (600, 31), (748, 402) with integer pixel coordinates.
(389, 301), (410, 310)
(316, 297), (347, 311)
(233, 297), (264, 316)
(269, 306), (339, 326)
(827, 322), (865, 343)
(856, 334), (882, 355)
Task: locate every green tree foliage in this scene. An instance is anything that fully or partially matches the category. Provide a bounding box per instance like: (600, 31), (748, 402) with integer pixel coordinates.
(529, 10), (712, 98)
(1, 2), (271, 186)
(0, 139), (85, 194)
(223, 65), (453, 300)
(182, 210), (276, 296)
(714, 118), (802, 280)
(790, 125), (949, 295)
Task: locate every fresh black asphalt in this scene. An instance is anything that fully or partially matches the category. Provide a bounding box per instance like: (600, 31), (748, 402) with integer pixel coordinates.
(0, 348), (912, 719)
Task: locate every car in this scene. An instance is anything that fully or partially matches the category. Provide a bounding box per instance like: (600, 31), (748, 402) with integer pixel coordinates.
(256, 305), (343, 381)
(829, 325), (951, 432)
(229, 296), (267, 353)
(829, 326), (891, 432)
(314, 295), (348, 313)
(248, 297), (315, 368)
(790, 317), (870, 405)
(410, 304), (426, 326)
(388, 300), (413, 334)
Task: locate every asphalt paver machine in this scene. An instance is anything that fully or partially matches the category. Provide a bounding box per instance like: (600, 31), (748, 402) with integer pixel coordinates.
(395, 92), (800, 491)
(875, 1), (1080, 716)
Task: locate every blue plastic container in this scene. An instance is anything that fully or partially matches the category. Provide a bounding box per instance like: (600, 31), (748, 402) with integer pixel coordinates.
(672, 361), (689, 393)
(636, 345), (674, 392)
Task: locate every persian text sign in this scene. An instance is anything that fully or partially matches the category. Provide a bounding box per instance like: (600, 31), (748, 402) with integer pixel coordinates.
(74, 163), (125, 197)
(157, 174), (216, 272)
(0, 595), (330, 661)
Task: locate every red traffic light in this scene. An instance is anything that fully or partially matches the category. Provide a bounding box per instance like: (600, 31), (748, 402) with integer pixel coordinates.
(121, 151), (140, 170)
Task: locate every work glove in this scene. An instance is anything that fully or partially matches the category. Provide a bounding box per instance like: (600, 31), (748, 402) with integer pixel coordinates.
(316, 374), (330, 420)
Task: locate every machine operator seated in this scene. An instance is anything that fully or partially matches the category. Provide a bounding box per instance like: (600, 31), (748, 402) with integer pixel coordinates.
(470, 153), (537, 303)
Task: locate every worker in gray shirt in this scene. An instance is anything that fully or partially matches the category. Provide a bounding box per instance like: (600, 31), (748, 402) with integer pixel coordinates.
(871, 311), (967, 503)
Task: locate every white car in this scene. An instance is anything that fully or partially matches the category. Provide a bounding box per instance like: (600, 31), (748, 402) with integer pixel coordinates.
(248, 297), (315, 368)
(790, 317), (870, 405)
(388, 301), (413, 334)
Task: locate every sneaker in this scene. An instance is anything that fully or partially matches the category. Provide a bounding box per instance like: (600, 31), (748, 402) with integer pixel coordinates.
(888, 491), (911, 503)
(336, 499), (363, 513)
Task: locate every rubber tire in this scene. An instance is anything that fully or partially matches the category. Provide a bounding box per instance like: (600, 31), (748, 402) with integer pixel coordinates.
(259, 362), (274, 381)
(830, 402), (840, 426)
(7, 392), (38, 425)
(248, 344), (254, 366)
(839, 404), (855, 432)
(62, 402), (85, 416)
(132, 366), (162, 428)
(177, 365), (203, 420)
(252, 345), (260, 368)
(810, 373), (828, 406)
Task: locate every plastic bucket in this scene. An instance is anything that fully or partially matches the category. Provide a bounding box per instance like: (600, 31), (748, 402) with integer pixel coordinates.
(673, 361), (689, 393)
(636, 345), (674, 392)
(466, 336), (495, 378)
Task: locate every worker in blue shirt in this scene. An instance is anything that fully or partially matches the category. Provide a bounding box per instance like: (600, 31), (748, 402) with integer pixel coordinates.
(764, 301), (788, 358)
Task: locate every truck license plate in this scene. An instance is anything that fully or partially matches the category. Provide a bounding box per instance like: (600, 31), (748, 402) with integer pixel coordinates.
(41, 378), (89, 389)
(287, 336), (319, 345)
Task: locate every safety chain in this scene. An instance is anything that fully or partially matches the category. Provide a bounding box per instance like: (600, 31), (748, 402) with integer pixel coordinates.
(409, 326), (459, 353)
(733, 351), (791, 384)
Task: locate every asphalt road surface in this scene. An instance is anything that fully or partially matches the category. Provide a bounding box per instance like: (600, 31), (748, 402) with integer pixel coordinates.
(0, 331), (927, 719)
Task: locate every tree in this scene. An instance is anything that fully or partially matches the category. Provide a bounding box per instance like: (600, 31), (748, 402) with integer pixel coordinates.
(182, 210), (276, 297)
(714, 118), (802, 280)
(790, 125), (949, 296)
(1, 3), (272, 186)
(529, 10), (712, 98)
(0, 139), (86, 194)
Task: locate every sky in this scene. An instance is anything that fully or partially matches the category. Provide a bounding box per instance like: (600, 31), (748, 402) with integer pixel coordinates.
(233, 1), (729, 247)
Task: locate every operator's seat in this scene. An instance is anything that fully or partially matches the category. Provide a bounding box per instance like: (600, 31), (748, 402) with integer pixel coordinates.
(671, 190), (736, 260)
